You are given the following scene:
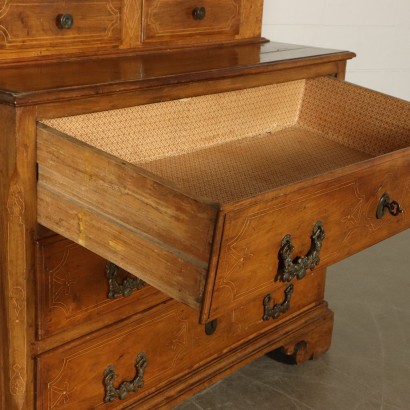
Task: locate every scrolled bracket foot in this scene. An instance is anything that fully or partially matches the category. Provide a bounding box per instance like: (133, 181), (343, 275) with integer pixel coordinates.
(268, 304), (334, 365)
(270, 341), (314, 364)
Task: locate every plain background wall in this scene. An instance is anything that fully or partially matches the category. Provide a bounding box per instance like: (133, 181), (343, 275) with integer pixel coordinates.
(261, 1), (410, 101)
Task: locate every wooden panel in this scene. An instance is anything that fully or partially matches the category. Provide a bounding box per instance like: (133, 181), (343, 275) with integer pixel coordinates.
(37, 300), (191, 409)
(121, 0), (143, 48)
(0, 0), (121, 49)
(36, 268), (326, 409)
(143, 0), (241, 43)
(36, 234), (168, 341)
(0, 105), (37, 409)
(209, 155), (410, 319)
(238, 0), (263, 39)
(37, 60), (347, 119)
(36, 124), (218, 311)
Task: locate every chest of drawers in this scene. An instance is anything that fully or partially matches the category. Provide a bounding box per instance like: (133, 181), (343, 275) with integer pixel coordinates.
(0, 1), (408, 409)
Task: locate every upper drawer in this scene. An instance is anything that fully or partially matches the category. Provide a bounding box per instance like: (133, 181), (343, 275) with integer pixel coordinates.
(0, 0), (121, 49)
(142, 0), (241, 43)
(37, 77), (410, 323)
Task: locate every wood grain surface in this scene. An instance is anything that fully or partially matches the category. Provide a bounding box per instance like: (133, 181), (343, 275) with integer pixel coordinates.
(36, 280), (330, 409)
(0, 105), (37, 409)
(2, 4), (407, 407)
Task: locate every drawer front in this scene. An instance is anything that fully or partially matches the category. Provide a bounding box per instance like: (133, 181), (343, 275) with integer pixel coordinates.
(0, 0), (121, 49)
(143, 0), (241, 43)
(208, 156), (410, 319)
(36, 270), (324, 409)
(36, 234), (168, 340)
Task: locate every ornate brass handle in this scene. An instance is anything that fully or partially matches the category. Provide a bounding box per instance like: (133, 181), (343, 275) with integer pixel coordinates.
(192, 6), (206, 20)
(106, 262), (145, 299)
(103, 352), (147, 402)
(277, 221), (325, 282)
(56, 14), (74, 29)
(263, 284), (294, 321)
(376, 193), (403, 219)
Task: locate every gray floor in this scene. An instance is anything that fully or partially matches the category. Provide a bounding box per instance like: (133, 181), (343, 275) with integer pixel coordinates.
(175, 229), (410, 410)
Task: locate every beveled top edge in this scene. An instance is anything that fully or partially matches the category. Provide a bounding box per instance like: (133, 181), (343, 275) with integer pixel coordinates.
(0, 41), (355, 106)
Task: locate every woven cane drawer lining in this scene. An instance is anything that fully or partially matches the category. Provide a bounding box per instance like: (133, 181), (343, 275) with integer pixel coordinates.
(142, 126), (371, 203)
(42, 80), (304, 163)
(299, 78), (410, 156)
(42, 77), (410, 204)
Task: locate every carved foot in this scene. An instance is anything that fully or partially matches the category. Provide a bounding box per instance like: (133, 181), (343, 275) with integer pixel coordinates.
(268, 305), (334, 365)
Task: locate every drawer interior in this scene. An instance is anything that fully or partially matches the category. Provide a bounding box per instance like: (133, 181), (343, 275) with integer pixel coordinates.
(42, 77), (410, 205)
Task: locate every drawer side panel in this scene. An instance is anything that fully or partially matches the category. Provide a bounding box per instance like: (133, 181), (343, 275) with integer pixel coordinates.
(37, 125), (218, 310)
(299, 78), (410, 156)
(37, 124), (216, 262)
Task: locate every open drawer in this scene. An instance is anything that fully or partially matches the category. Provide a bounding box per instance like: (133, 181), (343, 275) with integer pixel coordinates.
(37, 77), (410, 323)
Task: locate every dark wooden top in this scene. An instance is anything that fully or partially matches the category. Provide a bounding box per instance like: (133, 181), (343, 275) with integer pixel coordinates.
(0, 42), (355, 106)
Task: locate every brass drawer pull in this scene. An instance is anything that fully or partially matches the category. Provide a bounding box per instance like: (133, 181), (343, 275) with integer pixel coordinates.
(103, 352), (147, 402)
(56, 14), (74, 29)
(106, 262), (145, 299)
(277, 221), (325, 282)
(376, 193), (403, 219)
(263, 284), (294, 321)
(192, 6), (206, 20)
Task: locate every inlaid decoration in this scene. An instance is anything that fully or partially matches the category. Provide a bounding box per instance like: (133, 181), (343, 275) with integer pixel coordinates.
(7, 177), (27, 402)
(10, 286), (25, 323)
(49, 247), (77, 317)
(123, 0), (141, 47)
(10, 364), (25, 396)
(49, 381), (74, 408)
(166, 308), (189, 368)
(217, 244), (254, 299)
(215, 216), (269, 304)
(0, 0), (9, 18)
(43, 308), (189, 407)
(342, 174), (395, 243)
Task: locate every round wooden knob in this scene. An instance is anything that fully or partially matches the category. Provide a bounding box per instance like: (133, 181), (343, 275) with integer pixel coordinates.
(192, 7), (206, 20)
(56, 14), (74, 29)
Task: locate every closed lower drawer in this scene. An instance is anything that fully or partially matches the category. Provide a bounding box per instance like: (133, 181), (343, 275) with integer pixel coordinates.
(0, 0), (121, 49)
(36, 234), (168, 340)
(37, 76), (410, 323)
(142, 0), (241, 43)
(36, 269), (324, 409)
